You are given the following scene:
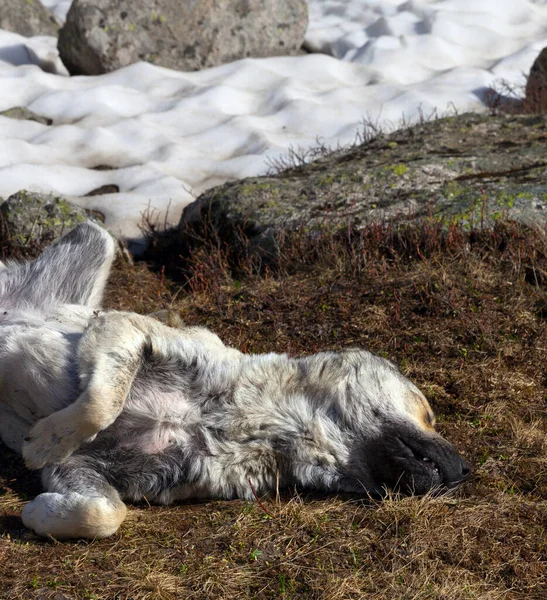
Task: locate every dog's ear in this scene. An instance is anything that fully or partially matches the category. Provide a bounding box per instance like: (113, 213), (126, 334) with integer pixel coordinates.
(0, 222), (115, 311)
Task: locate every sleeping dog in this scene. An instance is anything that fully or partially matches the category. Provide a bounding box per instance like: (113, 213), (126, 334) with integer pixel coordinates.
(0, 223), (469, 538)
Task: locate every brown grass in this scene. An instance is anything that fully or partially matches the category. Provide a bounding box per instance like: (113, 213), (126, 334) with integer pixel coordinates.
(1, 219), (546, 599)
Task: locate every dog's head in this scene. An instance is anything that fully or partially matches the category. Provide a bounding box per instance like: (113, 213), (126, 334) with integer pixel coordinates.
(301, 349), (470, 496)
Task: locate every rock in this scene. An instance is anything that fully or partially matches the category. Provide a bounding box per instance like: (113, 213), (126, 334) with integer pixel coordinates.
(58, 0), (308, 75)
(84, 184), (120, 196)
(0, 191), (90, 250)
(0, 0), (59, 37)
(179, 113), (547, 258)
(0, 107), (53, 126)
(526, 47), (547, 110)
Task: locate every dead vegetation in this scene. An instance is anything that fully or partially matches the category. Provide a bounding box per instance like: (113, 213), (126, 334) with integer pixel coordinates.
(0, 215), (546, 599)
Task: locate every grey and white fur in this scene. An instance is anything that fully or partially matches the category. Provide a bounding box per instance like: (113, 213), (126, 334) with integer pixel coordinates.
(0, 223), (469, 539)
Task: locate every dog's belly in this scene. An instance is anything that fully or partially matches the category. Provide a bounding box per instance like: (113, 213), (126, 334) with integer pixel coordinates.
(113, 391), (202, 455)
(91, 397), (215, 505)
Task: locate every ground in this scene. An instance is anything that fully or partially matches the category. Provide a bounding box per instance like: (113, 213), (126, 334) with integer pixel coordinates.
(0, 218), (545, 599)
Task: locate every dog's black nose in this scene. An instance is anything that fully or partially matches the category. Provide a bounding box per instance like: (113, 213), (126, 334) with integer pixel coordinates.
(460, 457), (471, 480)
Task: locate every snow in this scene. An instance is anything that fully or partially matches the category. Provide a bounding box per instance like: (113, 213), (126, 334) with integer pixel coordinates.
(39, 0), (72, 22)
(0, 0), (546, 249)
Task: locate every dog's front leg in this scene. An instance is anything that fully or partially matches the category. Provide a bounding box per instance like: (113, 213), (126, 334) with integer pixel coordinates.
(22, 312), (151, 470)
(22, 311), (233, 470)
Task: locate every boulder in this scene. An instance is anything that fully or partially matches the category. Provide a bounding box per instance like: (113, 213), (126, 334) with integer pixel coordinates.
(0, 190), (90, 250)
(179, 113), (547, 257)
(58, 0), (308, 75)
(0, 0), (59, 37)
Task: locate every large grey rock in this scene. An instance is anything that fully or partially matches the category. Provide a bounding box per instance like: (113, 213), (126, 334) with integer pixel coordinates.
(0, 190), (89, 250)
(179, 113), (547, 257)
(58, 0), (308, 75)
(0, 0), (59, 37)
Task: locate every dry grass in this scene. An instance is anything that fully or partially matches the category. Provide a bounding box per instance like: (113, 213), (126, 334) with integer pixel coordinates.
(1, 219), (546, 599)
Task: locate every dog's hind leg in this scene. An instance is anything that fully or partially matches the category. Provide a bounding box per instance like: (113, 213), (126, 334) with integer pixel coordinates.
(0, 221), (115, 311)
(22, 458), (127, 539)
(22, 311), (179, 469)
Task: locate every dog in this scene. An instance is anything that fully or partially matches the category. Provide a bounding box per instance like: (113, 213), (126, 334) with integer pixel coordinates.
(0, 222), (469, 539)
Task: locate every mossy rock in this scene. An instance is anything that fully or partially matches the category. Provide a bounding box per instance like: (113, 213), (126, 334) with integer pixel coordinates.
(179, 113), (547, 257)
(0, 107), (52, 126)
(0, 191), (90, 250)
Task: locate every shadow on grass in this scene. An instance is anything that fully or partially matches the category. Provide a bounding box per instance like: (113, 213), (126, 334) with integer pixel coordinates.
(0, 444), (42, 539)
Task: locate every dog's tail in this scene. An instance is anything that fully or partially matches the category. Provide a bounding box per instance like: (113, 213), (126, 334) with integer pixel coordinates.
(0, 221), (116, 312)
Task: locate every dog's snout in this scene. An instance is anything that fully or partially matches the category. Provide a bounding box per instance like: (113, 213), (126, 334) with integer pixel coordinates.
(442, 451), (471, 488)
(459, 457), (471, 480)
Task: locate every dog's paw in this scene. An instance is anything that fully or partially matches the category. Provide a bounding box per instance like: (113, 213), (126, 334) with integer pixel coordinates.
(22, 493), (126, 539)
(22, 415), (71, 469)
(22, 415), (93, 470)
(21, 493), (65, 537)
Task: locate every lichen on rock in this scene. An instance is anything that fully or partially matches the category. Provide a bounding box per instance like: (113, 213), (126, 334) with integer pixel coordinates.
(179, 113), (547, 257)
(0, 107), (53, 126)
(0, 190), (90, 250)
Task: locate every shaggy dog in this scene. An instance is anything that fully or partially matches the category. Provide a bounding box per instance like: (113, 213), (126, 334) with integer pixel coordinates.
(0, 223), (469, 539)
